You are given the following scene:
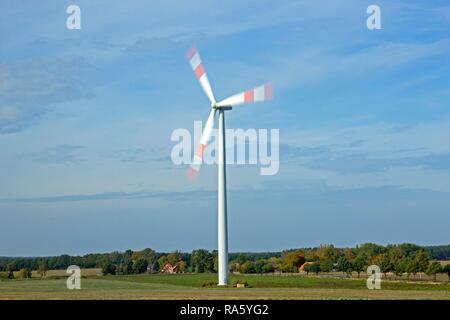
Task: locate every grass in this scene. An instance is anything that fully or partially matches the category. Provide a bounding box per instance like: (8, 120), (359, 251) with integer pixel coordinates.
(107, 273), (450, 291)
(0, 272), (449, 300)
(29, 268), (102, 278)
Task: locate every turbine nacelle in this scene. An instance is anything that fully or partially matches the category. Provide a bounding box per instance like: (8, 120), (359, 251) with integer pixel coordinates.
(212, 103), (232, 111)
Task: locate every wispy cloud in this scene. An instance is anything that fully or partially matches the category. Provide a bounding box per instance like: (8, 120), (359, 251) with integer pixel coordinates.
(271, 38), (450, 90)
(0, 56), (101, 133)
(105, 147), (171, 164)
(282, 143), (450, 173)
(24, 145), (85, 165)
(0, 189), (215, 203)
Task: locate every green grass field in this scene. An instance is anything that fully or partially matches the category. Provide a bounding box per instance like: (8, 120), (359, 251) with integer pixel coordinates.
(1, 273), (449, 300)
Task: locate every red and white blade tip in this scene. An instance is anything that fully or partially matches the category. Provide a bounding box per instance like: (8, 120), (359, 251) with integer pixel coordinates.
(217, 82), (274, 107)
(187, 167), (199, 181)
(186, 46), (198, 60)
(186, 46), (216, 104)
(187, 46), (204, 78)
(187, 142), (206, 181)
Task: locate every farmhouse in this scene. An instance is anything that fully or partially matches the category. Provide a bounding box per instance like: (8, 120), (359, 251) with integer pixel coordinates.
(299, 262), (316, 273)
(161, 263), (177, 274)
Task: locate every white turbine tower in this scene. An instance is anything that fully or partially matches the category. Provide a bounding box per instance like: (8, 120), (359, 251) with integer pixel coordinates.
(186, 46), (273, 286)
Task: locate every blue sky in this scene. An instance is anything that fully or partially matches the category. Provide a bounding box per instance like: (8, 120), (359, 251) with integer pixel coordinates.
(0, 0), (449, 256)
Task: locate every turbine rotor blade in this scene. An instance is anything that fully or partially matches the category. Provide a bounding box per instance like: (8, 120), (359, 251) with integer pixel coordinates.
(216, 83), (273, 107)
(187, 46), (216, 104)
(188, 108), (216, 179)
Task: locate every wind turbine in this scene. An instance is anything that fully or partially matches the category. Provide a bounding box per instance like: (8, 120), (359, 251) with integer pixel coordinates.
(186, 46), (273, 286)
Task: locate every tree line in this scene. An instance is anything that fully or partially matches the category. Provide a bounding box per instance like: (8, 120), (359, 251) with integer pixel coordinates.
(1, 243), (449, 280)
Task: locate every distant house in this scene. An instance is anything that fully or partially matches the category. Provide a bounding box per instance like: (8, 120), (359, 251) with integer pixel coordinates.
(161, 263), (177, 274)
(439, 261), (450, 267)
(299, 262), (315, 273)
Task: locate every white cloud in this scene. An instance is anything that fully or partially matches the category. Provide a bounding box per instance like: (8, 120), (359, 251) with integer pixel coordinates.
(0, 57), (101, 133)
(276, 117), (450, 192)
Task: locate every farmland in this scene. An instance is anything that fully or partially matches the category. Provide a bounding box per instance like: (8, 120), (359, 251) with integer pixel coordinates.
(0, 272), (449, 300)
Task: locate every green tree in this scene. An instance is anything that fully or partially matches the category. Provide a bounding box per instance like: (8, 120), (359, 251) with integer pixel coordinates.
(351, 255), (367, 278)
(37, 261), (47, 278)
(0, 272), (11, 279)
(18, 268), (32, 279)
(166, 251), (182, 266)
(234, 254), (248, 265)
(125, 249), (133, 258)
(240, 261), (256, 274)
(394, 259), (408, 278)
(282, 251), (306, 273)
(405, 259), (419, 279)
(426, 245), (450, 260)
(316, 245), (339, 263)
(229, 262), (240, 273)
(414, 250), (430, 274)
(214, 254), (219, 273)
(319, 260), (333, 273)
(151, 261), (160, 273)
(139, 248), (157, 266)
(442, 264), (450, 282)
(404, 251), (429, 279)
(304, 249), (319, 262)
(177, 260), (187, 273)
(357, 243), (386, 261)
(117, 261), (133, 275)
(254, 260), (266, 274)
(426, 262), (442, 281)
(157, 255), (169, 270)
(262, 262), (275, 273)
(343, 248), (356, 261)
(303, 263), (311, 275)
(377, 253), (393, 279)
(304, 263), (320, 275)
(6, 264), (15, 279)
(388, 245), (405, 271)
(132, 258), (148, 274)
(398, 243), (422, 258)
(336, 256), (351, 276)
(191, 249), (214, 273)
(102, 262), (116, 275)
